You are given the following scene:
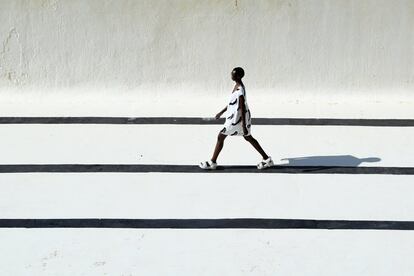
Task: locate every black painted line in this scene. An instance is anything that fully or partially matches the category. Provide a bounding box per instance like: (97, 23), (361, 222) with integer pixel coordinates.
(0, 164), (413, 175)
(0, 117), (413, 126)
(1, 218), (414, 230)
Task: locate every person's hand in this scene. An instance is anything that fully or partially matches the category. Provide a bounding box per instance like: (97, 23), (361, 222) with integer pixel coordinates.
(215, 112), (222, 120)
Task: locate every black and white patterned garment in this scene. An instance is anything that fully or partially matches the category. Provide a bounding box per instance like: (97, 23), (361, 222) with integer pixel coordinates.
(220, 85), (252, 136)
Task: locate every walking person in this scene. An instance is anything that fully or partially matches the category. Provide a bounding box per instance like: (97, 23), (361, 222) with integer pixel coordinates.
(199, 67), (274, 170)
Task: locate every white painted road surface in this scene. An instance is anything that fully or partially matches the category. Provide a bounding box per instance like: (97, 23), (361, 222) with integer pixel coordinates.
(0, 121), (413, 276)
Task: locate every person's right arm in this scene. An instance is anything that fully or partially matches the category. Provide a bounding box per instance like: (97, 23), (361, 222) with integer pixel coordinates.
(215, 106), (227, 119)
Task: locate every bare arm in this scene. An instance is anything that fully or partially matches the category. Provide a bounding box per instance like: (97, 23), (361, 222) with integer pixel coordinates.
(215, 106), (227, 119)
(239, 95), (248, 132)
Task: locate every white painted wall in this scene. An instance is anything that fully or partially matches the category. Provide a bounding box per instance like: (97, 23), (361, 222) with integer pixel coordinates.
(0, 0), (413, 103)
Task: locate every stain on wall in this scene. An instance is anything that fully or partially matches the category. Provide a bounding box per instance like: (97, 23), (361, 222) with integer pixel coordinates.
(0, 27), (28, 85)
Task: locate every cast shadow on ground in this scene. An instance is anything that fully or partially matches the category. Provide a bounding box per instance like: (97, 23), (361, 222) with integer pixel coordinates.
(279, 155), (381, 167)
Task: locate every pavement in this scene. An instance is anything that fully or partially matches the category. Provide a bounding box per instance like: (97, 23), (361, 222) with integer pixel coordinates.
(0, 115), (413, 275)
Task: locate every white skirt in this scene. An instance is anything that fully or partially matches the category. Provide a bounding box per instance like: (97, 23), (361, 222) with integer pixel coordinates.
(220, 109), (252, 136)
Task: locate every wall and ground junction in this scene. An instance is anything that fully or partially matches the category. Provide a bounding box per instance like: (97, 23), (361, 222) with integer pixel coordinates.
(1, 1), (414, 275)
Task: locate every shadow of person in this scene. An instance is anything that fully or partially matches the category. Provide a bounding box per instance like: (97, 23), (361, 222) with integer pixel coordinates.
(280, 155), (381, 167)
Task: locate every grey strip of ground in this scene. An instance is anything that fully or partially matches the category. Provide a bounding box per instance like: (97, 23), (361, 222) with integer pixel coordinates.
(1, 218), (413, 230)
(0, 117), (413, 126)
(0, 164), (413, 175)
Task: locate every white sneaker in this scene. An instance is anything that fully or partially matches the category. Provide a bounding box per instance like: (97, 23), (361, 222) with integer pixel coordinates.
(257, 156), (274, 170)
(199, 160), (217, 170)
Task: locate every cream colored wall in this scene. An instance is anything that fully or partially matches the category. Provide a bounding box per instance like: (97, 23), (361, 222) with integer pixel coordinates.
(0, 0), (413, 100)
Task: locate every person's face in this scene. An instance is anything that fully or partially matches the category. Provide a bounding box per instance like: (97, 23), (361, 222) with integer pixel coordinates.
(231, 70), (236, 81)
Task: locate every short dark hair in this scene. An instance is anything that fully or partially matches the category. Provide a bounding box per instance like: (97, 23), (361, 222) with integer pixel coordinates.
(232, 67), (245, 79)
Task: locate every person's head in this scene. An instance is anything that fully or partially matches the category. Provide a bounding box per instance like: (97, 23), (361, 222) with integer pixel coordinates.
(231, 67), (245, 82)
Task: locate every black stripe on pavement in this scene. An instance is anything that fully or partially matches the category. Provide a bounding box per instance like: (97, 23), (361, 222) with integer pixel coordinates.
(1, 218), (414, 230)
(0, 164), (413, 175)
(0, 117), (413, 126)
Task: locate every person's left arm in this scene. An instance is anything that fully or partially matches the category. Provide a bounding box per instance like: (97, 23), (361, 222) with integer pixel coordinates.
(239, 94), (248, 135)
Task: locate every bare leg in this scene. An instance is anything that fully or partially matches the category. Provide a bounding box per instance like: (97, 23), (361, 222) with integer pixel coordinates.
(211, 132), (227, 162)
(244, 135), (269, 160)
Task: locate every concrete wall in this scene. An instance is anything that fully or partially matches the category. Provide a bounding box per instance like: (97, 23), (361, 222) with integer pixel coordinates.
(0, 0), (413, 103)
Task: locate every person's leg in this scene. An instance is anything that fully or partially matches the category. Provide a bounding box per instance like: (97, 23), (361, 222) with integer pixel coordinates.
(243, 135), (269, 160)
(211, 132), (227, 163)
